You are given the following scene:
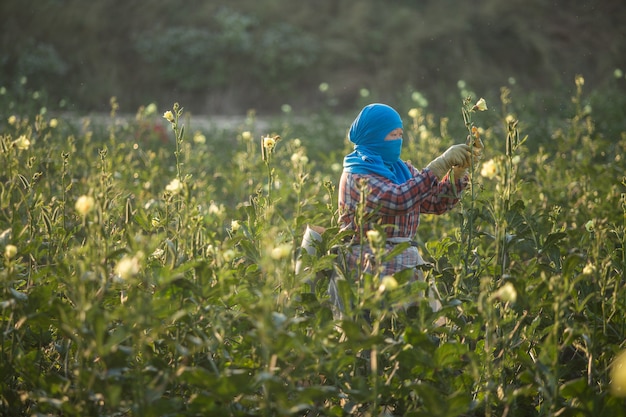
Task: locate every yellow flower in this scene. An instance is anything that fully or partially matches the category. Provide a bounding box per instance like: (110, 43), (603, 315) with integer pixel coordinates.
(4, 244), (17, 260)
(193, 131), (206, 144)
(610, 349), (626, 397)
(408, 108), (419, 119)
(480, 159), (497, 179)
(270, 243), (292, 260)
(472, 98), (488, 112)
(263, 135), (276, 150)
(13, 135), (31, 150)
(230, 220), (240, 232)
(8, 115), (17, 125)
(494, 282), (517, 303)
(49, 118), (58, 128)
(366, 230), (383, 246)
(222, 249), (236, 262)
(208, 201), (223, 215)
(144, 103), (157, 116)
(241, 131), (252, 141)
(163, 110), (175, 123)
(584, 220), (595, 233)
(582, 262), (596, 275)
(75, 195), (95, 216)
(378, 275), (398, 293)
(262, 135), (280, 161)
(290, 151), (309, 166)
(115, 254), (141, 280)
(165, 178), (183, 194)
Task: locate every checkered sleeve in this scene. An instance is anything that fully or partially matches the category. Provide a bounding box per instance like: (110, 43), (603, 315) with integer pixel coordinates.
(418, 167), (469, 214)
(353, 164), (468, 215)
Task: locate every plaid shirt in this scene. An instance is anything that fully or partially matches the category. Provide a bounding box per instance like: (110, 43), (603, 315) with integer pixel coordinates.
(338, 162), (468, 278)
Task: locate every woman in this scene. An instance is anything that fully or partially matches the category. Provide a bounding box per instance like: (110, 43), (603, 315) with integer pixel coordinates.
(337, 103), (481, 283)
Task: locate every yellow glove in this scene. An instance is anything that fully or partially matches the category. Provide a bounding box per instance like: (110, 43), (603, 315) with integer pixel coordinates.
(426, 144), (472, 179)
(451, 136), (485, 179)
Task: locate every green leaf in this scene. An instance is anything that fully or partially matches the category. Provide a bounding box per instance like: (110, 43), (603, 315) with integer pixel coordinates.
(542, 232), (567, 250)
(9, 287), (28, 301)
(383, 242), (411, 261)
(434, 342), (469, 369)
(559, 377), (589, 399)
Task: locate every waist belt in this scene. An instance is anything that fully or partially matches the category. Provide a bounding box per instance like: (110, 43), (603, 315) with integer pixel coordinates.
(347, 237), (419, 247)
(386, 237), (419, 247)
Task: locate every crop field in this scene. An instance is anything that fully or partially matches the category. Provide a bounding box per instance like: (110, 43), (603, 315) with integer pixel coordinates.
(1, 77), (626, 416)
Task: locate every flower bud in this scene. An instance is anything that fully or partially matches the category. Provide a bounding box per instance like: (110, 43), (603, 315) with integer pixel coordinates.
(5, 244), (17, 259)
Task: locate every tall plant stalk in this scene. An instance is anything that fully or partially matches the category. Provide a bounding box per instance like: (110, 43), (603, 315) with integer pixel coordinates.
(261, 134), (280, 220)
(460, 97), (487, 280)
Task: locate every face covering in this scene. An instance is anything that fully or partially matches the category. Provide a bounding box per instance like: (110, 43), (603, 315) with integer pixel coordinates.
(366, 138), (403, 163)
(342, 103), (412, 184)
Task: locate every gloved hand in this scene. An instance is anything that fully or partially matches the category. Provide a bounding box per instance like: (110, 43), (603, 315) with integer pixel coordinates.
(452, 136), (485, 179)
(426, 144), (472, 179)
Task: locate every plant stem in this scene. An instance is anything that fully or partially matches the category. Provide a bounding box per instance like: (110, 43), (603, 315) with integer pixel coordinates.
(461, 101), (476, 280)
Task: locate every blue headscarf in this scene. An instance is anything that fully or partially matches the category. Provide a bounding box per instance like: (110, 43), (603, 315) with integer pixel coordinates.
(343, 103), (412, 184)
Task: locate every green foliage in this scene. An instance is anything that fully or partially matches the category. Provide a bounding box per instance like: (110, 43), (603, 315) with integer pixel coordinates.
(253, 23), (320, 89)
(15, 39), (68, 84)
(0, 0), (624, 113)
(133, 8), (257, 91)
(1, 80), (626, 416)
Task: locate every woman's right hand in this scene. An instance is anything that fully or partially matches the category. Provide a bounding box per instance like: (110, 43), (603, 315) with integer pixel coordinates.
(426, 144), (471, 179)
(442, 144), (472, 168)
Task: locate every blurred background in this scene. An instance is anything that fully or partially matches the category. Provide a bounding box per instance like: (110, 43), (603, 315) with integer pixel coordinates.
(1, 0), (625, 117)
